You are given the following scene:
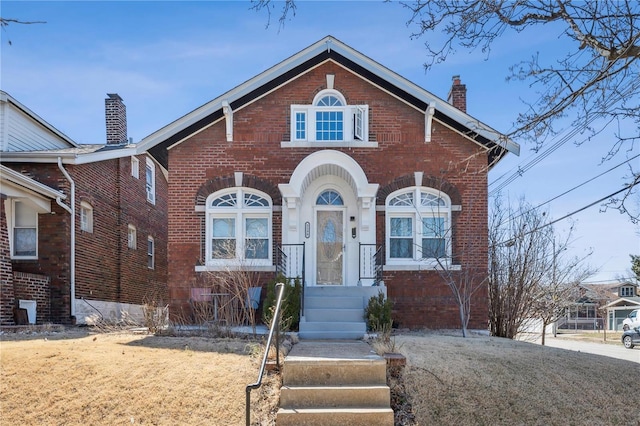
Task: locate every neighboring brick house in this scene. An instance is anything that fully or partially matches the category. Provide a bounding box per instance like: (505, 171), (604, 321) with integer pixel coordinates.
(138, 36), (519, 335)
(0, 91), (168, 325)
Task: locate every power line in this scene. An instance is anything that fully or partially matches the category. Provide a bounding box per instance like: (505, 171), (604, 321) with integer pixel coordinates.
(497, 153), (640, 227)
(489, 81), (640, 194)
(494, 179), (640, 247)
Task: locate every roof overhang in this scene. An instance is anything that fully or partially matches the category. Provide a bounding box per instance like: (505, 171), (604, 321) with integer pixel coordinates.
(1, 165), (66, 212)
(0, 91), (79, 148)
(137, 36), (520, 170)
(604, 297), (640, 309)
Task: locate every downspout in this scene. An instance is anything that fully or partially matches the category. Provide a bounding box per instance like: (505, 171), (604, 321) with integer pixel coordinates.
(57, 158), (76, 319)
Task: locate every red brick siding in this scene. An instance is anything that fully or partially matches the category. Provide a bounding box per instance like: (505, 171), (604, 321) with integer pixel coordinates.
(0, 197), (15, 325)
(167, 62), (490, 329)
(4, 156), (168, 324)
(13, 271), (50, 324)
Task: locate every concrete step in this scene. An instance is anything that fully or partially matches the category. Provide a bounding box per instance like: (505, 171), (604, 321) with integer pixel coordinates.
(298, 320), (366, 340)
(280, 385), (390, 408)
(305, 295), (363, 309)
(298, 329), (366, 340)
(276, 407), (395, 426)
(283, 358), (386, 387)
(305, 307), (364, 322)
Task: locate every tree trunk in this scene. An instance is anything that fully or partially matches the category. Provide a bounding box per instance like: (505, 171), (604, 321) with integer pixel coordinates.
(541, 320), (547, 346)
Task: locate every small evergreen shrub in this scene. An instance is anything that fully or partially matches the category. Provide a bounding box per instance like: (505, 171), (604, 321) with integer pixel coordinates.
(365, 291), (393, 332)
(262, 274), (302, 331)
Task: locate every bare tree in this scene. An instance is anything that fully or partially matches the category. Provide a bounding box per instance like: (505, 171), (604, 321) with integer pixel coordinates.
(488, 196), (592, 339)
(403, 0), (640, 220)
(254, 0), (640, 220)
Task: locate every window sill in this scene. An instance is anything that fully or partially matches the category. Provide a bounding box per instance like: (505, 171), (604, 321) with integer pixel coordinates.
(281, 141), (378, 148)
(384, 263), (462, 272)
(196, 265), (276, 273)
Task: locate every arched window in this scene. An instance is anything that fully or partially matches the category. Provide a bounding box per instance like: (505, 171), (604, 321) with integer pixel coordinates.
(206, 188), (272, 265)
(290, 89), (368, 143)
(316, 190), (343, 206)
(386, 187), (451, 263)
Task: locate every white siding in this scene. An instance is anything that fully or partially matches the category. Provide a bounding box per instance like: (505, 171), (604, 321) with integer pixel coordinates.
(1, 102), (73, 152)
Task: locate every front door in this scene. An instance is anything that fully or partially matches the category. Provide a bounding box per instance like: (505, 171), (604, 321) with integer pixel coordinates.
(316, 209), (344, 285)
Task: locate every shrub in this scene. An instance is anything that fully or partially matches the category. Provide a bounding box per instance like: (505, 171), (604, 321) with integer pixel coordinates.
(262, 275), (302, 331)
(365, 291), (393, 332)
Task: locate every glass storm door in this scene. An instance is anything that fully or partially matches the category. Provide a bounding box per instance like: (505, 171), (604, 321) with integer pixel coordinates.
(316, 210), (344, 285)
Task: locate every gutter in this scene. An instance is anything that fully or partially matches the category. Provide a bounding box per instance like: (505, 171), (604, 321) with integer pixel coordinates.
(57, 157), (76, 319)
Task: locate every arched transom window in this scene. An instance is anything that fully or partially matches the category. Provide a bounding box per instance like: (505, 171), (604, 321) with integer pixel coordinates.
(386, 187), (451, 263)
(206, 188), (272, 265)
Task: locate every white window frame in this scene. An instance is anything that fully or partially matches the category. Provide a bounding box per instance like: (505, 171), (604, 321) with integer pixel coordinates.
(147, 236), (154, 269)
(385, 187), (452, 268)
(204, 188), (272, 268)
(145, 157), (156, 204)
(128, 224), (137, 249)
(287, 89), (370, 146)
(80, 202), (93, 233)
(131, 156), (139, 179)
(11, 199), (38, 259)
(620, 286), (635, 297)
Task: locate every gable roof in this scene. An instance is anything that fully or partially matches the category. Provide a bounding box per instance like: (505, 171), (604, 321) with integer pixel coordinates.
(1, 90), (79, 151)
(137, 36), (520, 170)
(1, 91), (138, 165)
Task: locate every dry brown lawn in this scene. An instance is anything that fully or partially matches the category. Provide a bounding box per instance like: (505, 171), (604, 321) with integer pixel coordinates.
(396, 332), (640, 426)
(1, 328), (639, 426)
(0, 328), (279, 425)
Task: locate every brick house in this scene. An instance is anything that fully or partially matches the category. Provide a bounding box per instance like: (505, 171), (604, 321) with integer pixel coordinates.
(0, 91), (168, 325)
(138, 36), (519, 336)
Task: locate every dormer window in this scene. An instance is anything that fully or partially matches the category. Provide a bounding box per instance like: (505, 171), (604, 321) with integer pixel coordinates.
(289, 89), (369, 144)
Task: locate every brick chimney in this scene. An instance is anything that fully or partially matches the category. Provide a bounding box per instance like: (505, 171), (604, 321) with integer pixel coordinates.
(105, 93), (127, 145)
(447, 75), (467, 113)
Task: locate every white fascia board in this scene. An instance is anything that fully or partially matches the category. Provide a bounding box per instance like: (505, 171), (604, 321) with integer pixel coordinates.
(137, 36), (519, 156)
(325, 39), (520, 156)
(0, 164), (66, 200)
(604, 297), (640, 308)
(0, 90), (79, 148)
(0, 146), (138, 165)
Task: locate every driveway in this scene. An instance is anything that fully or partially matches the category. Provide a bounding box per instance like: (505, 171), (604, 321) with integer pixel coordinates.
(538, 335), (640, 364)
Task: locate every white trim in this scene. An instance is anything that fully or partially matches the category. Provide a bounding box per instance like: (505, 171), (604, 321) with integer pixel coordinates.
(222, 100), (233, 142)
(0, 165), (66, 201)
(136, 36), (519, 157)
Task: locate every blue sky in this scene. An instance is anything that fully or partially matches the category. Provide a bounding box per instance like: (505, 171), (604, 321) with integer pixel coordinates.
(2, 1), (638, 282)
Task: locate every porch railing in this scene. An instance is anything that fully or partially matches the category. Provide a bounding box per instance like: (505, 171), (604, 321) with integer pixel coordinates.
(276, 242), (306, 316)
(359, 243), (383, 286)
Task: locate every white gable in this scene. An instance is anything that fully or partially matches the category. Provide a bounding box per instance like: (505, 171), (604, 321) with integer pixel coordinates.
(0, 92), (77, 152)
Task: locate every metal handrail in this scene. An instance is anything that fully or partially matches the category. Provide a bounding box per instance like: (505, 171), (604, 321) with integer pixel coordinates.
(359, 243), (384, 285)
(276, 243), (306, 317)
(245, 282), (285, 426)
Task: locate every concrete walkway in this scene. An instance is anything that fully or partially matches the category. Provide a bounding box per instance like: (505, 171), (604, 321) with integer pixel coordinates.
(285, 340), (382, 361)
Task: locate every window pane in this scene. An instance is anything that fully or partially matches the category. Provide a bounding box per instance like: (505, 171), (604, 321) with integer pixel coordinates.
(212, 218), (235, 237)
(389, 192), (414, 207)
(390, 239), (412, 258)
(245, 218), (267, 238)
(295, 112), (306, 139)
(244, 193), (269, 207)
(422, 238), (446, 258)
(245, 238), (268, 259)
(316, 190), (343, 206)
(14, 228), (36, 256)
(421, 192), (446, 207)
(391, 218), (412, 237)
(316, 111), (343, 141)
(211, 193), (237, 207)
(390, 218), (412, 259)
(422, 217), (445, 237)
(14, 202), (36, 227)
(147, 239), (154, 269)
(212, 239), (235, 258)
